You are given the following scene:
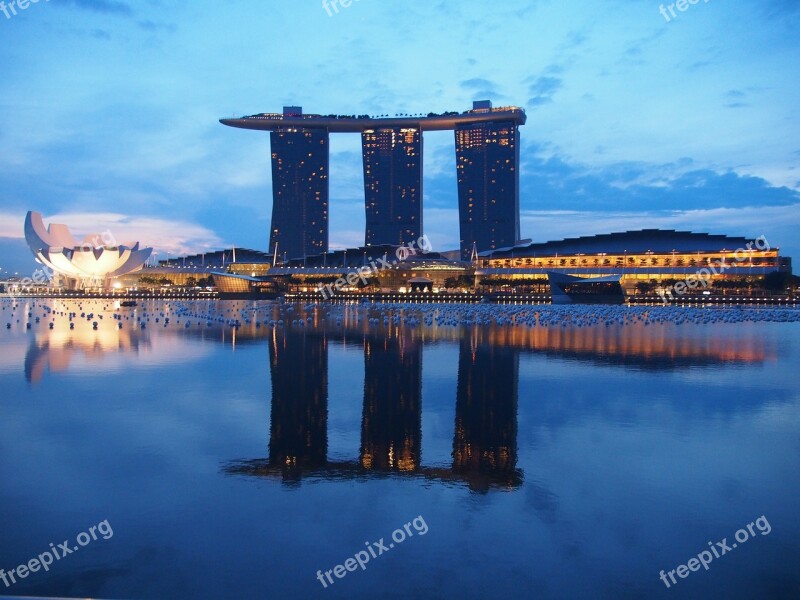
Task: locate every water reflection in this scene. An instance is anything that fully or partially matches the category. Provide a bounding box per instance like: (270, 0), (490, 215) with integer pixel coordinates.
(24, 328), (151, 383)
(222, 315), (777, 491)
(453, 333), (520, 490)
(224, 326), (522, 492)
(267, 329), (329, 476)
(361, 333), (422, 472)
(13, 300), (775, 380)
(10, 300), (775, 493)
(481, 325), (772, 369)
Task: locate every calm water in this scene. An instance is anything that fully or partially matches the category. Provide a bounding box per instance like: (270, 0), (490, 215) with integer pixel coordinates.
(1, 299), (799, 599)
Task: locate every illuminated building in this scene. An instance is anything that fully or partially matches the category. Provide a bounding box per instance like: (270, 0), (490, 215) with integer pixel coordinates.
(455, 100), (522, 259)
(24, 210), (152, 291)
(220, 102), (526, 260)
(268, 246), (471, 294)
(362, 127), (422, 246)
(269, 110), (329, 261)
(157, 248), (271, 270)
(478, 229), (792, 296)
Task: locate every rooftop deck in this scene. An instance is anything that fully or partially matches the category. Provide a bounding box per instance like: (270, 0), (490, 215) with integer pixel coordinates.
(220, 107), (526, 133)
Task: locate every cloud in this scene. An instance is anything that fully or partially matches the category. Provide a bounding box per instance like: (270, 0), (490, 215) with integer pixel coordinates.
(460, 77), (504, 100)
(724, 89), (750, 109)
(57, 0), (134, 16)
(138, 20), (177, 33)
(520, 144), (800, 212)
(0, 211), (226, 257)
(520, 204), (800, 255)
(526, 75), (563, 108)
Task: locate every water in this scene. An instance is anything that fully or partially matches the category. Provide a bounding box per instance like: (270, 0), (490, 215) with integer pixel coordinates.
(1, 299), (799, 599)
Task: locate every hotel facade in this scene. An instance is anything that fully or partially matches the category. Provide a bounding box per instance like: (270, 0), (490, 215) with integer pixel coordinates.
(221, 101), (526, 261)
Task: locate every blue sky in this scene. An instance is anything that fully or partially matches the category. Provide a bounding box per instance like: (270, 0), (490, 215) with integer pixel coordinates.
(1, 0), (799, 274)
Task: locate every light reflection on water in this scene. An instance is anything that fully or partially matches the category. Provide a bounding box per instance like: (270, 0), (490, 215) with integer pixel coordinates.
(1, 298), (798, 600)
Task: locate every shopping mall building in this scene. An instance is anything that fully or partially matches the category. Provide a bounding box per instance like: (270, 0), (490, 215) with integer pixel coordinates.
(476, 229), (791, 296)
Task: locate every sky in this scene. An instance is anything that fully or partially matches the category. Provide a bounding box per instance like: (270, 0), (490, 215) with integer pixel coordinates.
(1, 0), (799, 275)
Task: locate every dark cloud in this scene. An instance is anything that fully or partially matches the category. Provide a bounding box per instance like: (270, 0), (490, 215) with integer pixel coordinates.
(724, 90), (750, 109)
(687, 60), (714, 71)
(58, 0), (134, 16)
(520, 144), (800, 212)
(459, 77), (503, 100)
(560, 30), (589, 51)
(138, 20), (177, 33)
(460, 77), (494, 90)
(526, 75), (563, 108)
(618, 29), (666, 66)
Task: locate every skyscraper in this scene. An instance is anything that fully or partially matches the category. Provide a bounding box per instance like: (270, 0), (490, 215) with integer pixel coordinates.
(455, 100), (521, 260)
(362, 127), (422, 247)
(269, 117), (329, 261)
(221, 102), (525, 259)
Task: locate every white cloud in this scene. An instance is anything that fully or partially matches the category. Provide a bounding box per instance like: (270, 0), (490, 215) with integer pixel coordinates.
(0, 211), (226, 256)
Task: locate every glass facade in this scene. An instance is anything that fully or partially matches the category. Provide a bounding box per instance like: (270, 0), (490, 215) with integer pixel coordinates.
(362, 128), (422, 247)
(270, 128), (329, 261)
(455, 119), (521, 260)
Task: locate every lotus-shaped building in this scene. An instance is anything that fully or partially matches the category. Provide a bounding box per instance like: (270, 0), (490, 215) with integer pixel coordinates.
(24, 211), (153, 290)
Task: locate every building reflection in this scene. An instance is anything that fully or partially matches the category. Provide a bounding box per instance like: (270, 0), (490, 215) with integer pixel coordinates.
(24, 327), (150, 383)
(453, 333), (521, 491)
(223, 312), (777, 490)
(11, 301), (773, 493)
(481, 324), (769, 369)
(267, 328), (328, 478)
(360, 332), (422, 472)
(225, 327), (522, 491)
(171, 304), (773, 370)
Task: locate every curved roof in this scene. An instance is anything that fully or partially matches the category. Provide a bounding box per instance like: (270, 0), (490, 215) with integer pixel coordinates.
(24, 211), (152, 279)
(482, 229), (769, 258)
